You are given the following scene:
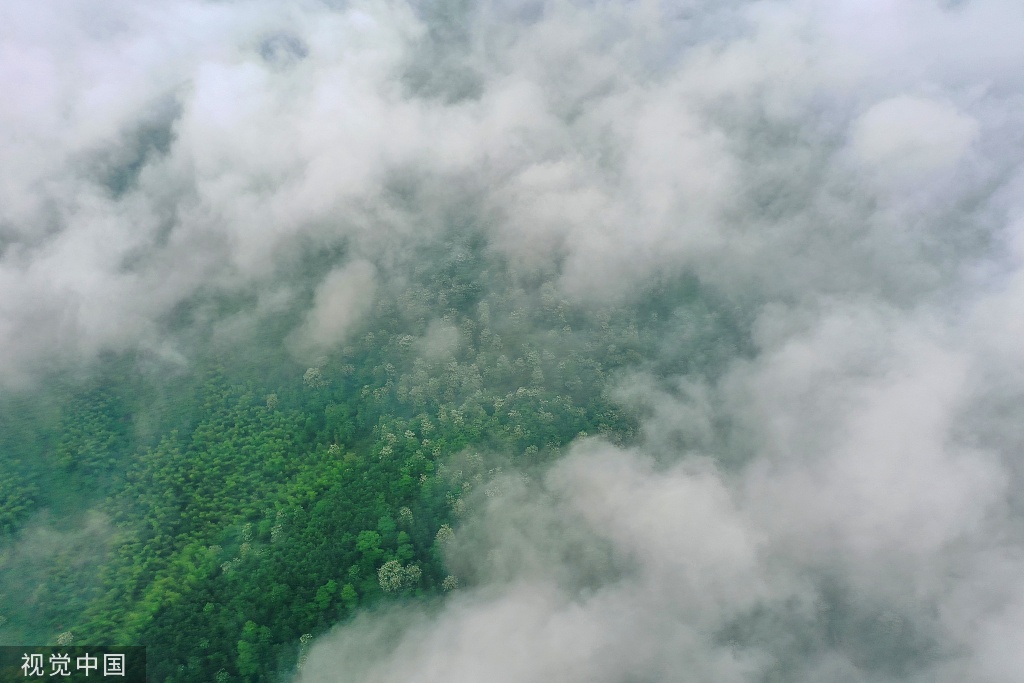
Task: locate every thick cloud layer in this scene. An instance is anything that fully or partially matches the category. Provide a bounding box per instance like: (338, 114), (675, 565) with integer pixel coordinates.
(4, 0), (1024, 680)
(3, 0), (1014, 381)
(299, 299), (1024, 681)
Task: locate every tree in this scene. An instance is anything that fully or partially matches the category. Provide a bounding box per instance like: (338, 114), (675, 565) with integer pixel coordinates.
(377, 561), (421, 593)
(314, 580), (338, 612)
(340, 583), (358, 611)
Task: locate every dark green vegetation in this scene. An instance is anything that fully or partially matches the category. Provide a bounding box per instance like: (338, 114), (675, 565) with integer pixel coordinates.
(0, 242), (748, 682)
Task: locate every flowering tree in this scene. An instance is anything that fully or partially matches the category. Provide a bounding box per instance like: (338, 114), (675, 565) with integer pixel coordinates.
(377, 560), (422, 593)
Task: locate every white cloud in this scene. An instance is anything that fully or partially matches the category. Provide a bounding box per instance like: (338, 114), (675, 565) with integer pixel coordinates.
(289, 259), (376, 358)
(2, 0), (1024, 679)
(849, 96), (978, 184)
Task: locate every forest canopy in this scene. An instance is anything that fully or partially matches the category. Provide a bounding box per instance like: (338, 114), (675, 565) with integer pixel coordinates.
(2, 1), (1024, 682)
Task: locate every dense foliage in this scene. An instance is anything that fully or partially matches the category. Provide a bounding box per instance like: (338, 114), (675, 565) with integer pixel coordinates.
(0, 242), (747, 682)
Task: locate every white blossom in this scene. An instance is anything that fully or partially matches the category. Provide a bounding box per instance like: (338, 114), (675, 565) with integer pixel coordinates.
(378, 561), (422, 593)
(303, 367), (327, 389)
(435, 524), (455, 545)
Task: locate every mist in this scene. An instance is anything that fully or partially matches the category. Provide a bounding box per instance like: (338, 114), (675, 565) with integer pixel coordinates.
(3, 0), (1024, 681)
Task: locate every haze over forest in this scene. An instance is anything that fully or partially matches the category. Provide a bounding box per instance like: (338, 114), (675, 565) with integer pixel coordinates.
(2, 0), (1024, 681)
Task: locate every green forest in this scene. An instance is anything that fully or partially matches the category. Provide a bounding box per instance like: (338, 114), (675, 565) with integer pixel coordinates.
(0, 240), (746, 682)
(3, 0), (1020, 680)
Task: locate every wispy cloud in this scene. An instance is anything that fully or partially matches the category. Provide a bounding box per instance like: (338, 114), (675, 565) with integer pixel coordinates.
(4, 1), (1024, 679)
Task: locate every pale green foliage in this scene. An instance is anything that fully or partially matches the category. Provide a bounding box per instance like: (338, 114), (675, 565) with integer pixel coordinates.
(447, 494), (466, 517)
(377, 560), (404, 592)
(303, 367), (327, 389)
(377, 560), (422, 593)
(435, 523), (455, 545)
